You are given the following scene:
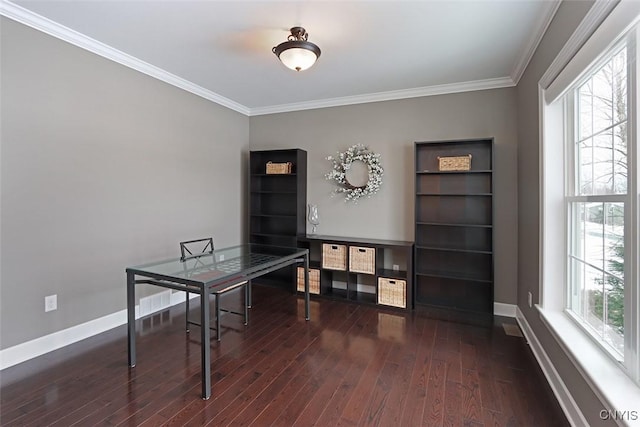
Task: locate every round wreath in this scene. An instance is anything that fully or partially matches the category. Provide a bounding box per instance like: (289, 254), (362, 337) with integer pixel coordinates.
(325, 144), (383, 202)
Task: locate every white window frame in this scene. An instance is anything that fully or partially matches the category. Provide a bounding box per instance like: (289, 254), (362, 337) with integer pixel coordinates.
(538, 1), (640, 424)
(565, 40), (631, 362)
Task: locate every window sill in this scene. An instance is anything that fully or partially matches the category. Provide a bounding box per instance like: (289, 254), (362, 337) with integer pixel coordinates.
(537, 306), (640, 426)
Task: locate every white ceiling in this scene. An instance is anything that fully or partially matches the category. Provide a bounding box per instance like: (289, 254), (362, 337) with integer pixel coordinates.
(3, 0), (559, 115)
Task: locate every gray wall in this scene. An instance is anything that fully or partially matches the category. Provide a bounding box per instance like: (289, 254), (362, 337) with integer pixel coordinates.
(1, 5), (614, 424)
(516, 1), (615, 426)
(250, 89), (519, 305)
(0, 18), (249, 349)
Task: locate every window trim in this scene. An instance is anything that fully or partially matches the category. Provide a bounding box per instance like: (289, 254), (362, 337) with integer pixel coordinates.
(627, 24), (639, 383)
(564, 43), (631, 362)
(538, 1), (640, 423)
(537, 306), (640, 425)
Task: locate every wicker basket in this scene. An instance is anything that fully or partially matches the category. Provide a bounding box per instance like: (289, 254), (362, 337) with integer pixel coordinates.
(438, 155), (472, 171)
(377, 277), (406, 308)
(349, 246), (375, 274)
(322, 243), (347, 270)
(297, 267), (320, 294)
(265, 161), (292, 174)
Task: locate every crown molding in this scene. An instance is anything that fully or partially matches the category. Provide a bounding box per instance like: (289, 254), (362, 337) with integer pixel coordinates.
(1, 0), (520, 118)
(248, 77), (516, 116)
(0, 0), (251, 116)
(511, 0), (562, 84)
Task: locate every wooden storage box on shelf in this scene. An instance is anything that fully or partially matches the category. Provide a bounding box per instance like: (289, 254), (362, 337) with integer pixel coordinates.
(437, 155), (472, 171)
(377, 277), (407, 308)
(348, 246), (375, 274)
(322, 243), (347, 271)
(296, 267), (320, 294)
(265, 161), (292, 174)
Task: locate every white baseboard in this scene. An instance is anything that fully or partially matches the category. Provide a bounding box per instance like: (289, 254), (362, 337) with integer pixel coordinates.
(516, 307), (587, 427)
(0, 309), (128, 370)
(0, 291), (198, 370)
(494, 302), (517, 317)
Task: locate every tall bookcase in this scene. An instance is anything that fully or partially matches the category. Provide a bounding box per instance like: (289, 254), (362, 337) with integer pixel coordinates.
(249, 149), (307, 289)
(414, 139), (494, 324)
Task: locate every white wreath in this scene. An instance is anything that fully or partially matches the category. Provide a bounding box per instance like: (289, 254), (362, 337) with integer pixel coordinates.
(325, 144), (383, 202)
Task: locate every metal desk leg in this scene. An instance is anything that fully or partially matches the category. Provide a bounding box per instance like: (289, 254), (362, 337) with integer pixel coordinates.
(304, 253), (310, 321)
(247, 279), (252, 308)
(200, 289), (211, 400)
(127, 271), (136, 367)
(244, 283), (249, 325)
(185, 291), (190, 332)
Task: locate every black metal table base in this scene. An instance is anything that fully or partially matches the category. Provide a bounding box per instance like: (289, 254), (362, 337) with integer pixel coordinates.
(126, 247), (309, 400)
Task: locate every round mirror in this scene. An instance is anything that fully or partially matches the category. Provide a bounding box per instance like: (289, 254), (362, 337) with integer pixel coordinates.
(345, 159), (369, 188)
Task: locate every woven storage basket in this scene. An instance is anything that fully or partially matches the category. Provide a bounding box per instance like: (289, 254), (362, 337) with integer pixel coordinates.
(377, 277), (406, 308)
(348, 246), (375, 275)
(322, 243), (347, 270)
(297, 267), (320, 294)
(265, 161), (292, 174)
(437, 155), (472, 171)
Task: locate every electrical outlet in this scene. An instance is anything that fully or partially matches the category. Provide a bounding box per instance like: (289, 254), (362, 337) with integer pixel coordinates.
(392, 264), (400, 271)
(45, 294), (57, 312)
(219, 254), (225, 261)
(528, 291), (532, 308)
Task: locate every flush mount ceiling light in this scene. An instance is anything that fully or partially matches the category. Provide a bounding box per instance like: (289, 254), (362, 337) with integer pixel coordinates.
(272, 27), (321, 72)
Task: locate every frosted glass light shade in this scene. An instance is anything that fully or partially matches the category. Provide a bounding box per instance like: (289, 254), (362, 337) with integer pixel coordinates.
(278, 47), (318, 71)
(272, 27), (321, 72)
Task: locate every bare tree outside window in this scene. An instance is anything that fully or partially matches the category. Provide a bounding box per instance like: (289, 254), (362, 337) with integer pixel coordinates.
(572, 46), (627, 355)
(577, 48), (627, 195)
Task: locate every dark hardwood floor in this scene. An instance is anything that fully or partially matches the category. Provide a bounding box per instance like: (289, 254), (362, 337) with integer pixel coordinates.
(0, 285), (568, 426)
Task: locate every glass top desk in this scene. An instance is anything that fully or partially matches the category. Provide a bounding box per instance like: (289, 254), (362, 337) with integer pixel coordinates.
(126, 244), (310, 400)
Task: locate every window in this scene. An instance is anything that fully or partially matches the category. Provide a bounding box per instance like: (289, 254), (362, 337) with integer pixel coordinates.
(539, 2), (640, 416)
(566, 43), (629, 359)
(543, 17), (640, 387)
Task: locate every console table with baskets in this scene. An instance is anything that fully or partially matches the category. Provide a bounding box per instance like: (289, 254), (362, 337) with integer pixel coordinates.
(298, 235), (414, 311)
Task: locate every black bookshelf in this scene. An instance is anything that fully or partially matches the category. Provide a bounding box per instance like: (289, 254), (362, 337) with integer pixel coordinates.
(414, 138), (494, 324)
(249, 149), (307, 290)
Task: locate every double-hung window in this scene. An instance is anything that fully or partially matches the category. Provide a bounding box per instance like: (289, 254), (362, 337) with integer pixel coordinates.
(540, 3), (640, 414)
(566, 41), (630, 361)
